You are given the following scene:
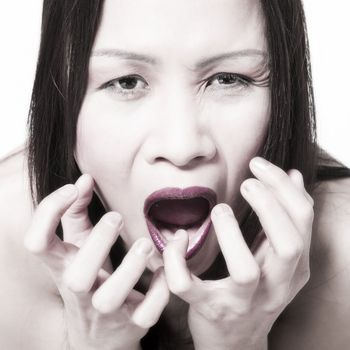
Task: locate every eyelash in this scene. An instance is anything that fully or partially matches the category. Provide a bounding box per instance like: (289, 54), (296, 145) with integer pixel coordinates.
(101, 72), (262, 99)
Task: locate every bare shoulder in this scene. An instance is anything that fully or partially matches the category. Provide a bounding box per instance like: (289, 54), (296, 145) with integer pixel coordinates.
(270, 177), (350, 349)
(0, 146), (34, 238)
(312, 177), (350, 274)
(0, 146), (66, 349)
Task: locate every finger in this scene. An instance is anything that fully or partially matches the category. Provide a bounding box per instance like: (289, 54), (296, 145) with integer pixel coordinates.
(62, 212), (123, 293)
(131, 268), (170, 328)
(62, 173), (94, 247)
(23, 184), (79, 265)
(249, 157), (314, 235)
(287, 169), (314, 206)
(210, 204), (260, 298)
(91, 238), (154, 313)
(251, 233), (271, 267)
(240, 179), (303, 280)
(162, 230), (203, 304)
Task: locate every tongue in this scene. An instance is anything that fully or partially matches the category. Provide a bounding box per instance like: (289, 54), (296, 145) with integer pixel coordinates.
(148, 197), (209, 227)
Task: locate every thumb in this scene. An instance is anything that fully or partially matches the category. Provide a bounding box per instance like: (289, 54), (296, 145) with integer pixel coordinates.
(62, 173), (94, 247)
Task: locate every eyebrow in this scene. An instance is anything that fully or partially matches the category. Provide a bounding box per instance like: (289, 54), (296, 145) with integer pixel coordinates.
(90, 48), (268, 70)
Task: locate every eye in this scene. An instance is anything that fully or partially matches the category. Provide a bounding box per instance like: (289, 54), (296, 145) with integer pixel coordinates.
(205, 72), (253, 91)
(102, 74), (149, 98)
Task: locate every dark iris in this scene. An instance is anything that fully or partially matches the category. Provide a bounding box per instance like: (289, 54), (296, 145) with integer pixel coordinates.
(217, 73), (236, 84)
(119, 77), (138, 90)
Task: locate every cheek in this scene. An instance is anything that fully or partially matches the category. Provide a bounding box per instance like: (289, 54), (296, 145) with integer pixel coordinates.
(211, 90), (270, 195)
(213, 89), (270, 149)
(74, 97), (136, 182)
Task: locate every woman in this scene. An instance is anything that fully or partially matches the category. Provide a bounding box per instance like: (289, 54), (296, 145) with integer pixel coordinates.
(1, 0), (350, 349)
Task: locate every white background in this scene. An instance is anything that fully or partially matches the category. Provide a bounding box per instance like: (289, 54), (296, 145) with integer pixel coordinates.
(0, 1), (349, 166)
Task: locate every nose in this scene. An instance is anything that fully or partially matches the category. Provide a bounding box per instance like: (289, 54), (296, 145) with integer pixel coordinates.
(143, 96), (216, 168)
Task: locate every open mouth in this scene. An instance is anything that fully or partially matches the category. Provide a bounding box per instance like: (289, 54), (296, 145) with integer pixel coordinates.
(143, 187), (217, 259)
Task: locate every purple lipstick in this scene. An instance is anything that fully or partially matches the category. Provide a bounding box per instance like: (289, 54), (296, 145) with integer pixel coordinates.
(143, 186), (217, 259)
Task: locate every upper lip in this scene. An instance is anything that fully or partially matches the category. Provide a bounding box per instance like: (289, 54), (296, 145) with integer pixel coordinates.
(143, 186), (218, 217)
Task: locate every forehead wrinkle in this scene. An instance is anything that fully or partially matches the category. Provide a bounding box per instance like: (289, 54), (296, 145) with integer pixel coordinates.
(193, 49), (268, 71)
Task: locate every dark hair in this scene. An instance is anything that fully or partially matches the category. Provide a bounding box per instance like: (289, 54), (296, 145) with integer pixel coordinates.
(26, 0), (350, 349)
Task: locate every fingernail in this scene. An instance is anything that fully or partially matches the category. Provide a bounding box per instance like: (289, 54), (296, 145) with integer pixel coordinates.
(135, 239), (154, 256)
(58, 184), (77, 197)
(170, 229), (187, 241)
(104, 212), (123, 228)
(212, 203), (232, 216)
(242, 180), (262, 193)
(75, 173), (92, 186)
(251, 157), (270, 170)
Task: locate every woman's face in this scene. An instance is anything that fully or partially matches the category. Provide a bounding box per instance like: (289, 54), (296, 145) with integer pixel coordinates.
(75, 0), (270, 275)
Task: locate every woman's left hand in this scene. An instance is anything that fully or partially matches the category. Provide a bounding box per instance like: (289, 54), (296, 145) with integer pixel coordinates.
(162, 157), (314, 350)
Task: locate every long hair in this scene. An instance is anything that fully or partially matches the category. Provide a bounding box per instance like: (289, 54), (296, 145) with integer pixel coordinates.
(26, 0), (350, 349)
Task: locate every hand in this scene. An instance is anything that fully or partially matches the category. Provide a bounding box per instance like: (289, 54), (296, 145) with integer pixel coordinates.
(23, 174), (169, 350)
(162, 157), (314, 350)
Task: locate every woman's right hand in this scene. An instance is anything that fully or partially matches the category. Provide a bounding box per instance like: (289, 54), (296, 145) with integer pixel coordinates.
(23, 174), (169, 350)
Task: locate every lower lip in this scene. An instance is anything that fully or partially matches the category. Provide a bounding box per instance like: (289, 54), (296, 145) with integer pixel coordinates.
(145, 215), (213, 259)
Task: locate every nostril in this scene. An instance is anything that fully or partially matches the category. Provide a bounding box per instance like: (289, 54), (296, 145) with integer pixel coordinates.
(154, 154), (208, 169)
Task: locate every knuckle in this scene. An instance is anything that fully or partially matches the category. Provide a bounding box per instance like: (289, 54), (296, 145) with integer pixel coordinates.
(292, 168), (303, 179)
(206, 304), (227, 322)
(91, 295), (112, 314)
(23, 235), (41, 254)
(274, 168), (289, 186)
(277, 238), (304, 262)
(40, 198), (65, 222)
(169, 281), (191, 297)
(23, 232), (51, 255)
(233, 303), (251, 317)
(62, 271), (90, 293)
(204, 300), (239, 322)
(278, 248), (301, 262)
(232, 267), (261, 286)
(299, 202), (314, 221)
(291, 169), (305, 186)
(23, 241), (45, 255)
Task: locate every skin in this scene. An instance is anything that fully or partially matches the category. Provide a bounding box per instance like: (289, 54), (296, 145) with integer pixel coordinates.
(75, 0), (271, 275)
(22, 0), (314, 349)
(163, 161), (314, 349)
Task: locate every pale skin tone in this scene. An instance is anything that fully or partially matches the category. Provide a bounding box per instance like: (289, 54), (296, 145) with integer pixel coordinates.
(76, 0), (270, 276)
(2, 150), (350, 350)
(22, 159), (313, 349)
(0, 0), (349, 349)
(23, 0), (313, 346)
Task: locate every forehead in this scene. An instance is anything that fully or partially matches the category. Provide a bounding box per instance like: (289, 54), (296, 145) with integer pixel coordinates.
(92, 0), (267, 64)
